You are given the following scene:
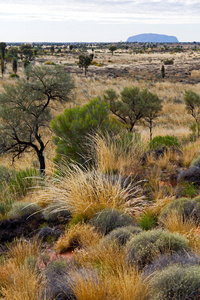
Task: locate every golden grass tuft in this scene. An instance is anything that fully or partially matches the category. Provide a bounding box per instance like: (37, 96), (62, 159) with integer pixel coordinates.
(159, 209), (196, 235)
(7, 239), (40, 267)
(39, 164), (144, 219)
(56, 223), (101, 254)
(1, 265), (42, 300)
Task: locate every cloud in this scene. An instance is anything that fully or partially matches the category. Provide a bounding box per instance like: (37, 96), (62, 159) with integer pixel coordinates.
(0, 0), (199, 24)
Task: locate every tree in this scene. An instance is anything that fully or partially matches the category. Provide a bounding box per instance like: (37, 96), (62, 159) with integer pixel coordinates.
(0, 42), (6, 59)
(12, 58), (17, 75)
(109, 45), (117, 55)
(7, 47), (18, 60)
(104, 87), (146, 132)
(50, 45), (54, 55)
(77, 55), (93, 75)
(1, 58), (5, 79)
(51, 98), (110, 164)
(141, 89), (162, 141)
(184, 90), (200, 138)
(20, 44), (33, 60)
(161, 65), (165, 78)
(0, 65), (74, 173)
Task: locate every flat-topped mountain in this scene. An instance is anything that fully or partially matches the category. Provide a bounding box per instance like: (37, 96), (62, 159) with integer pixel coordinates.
(127, 33), (179, 43)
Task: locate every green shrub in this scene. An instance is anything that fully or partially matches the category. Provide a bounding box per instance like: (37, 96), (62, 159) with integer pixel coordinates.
(150, 265), (200, 300)
(90, 208), (135, 235)
(163, 59), (174, 65)
(9, 73), (19, 78)
(51, 98), (112, 164)
(159, 197), (200, 225)
(8, 202), (40, 219)
(126, 229), (189, 268)
(190, 155), (200, 168)
(138, 211), (157, 230)
(149, 135), (180, 150)
(102, 226), (142, 247)
(9, 168), (40, 197)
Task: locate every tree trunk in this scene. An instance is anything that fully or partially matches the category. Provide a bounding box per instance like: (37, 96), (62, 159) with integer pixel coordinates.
(37, 152), (45, 174)
(150, 119), (153, 142)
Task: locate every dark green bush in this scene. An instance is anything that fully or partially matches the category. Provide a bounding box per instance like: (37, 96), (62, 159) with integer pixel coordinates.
(126, 229), (189, 268)
(150, 265), (200, 300)
(51, 98), (112, 164)
(90, 208), (135, 235)
(9, 168), (40, 197)
(9, 73), (19, 78)
(102, 226), (142, 247)
(149, 135), (180, 150)
(163, 59), (174, 65)
(138, 211), (157, 230)
(159, 197), (200, 225)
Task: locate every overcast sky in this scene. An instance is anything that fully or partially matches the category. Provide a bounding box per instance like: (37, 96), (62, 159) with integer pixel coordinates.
(0, 0), (199, 42)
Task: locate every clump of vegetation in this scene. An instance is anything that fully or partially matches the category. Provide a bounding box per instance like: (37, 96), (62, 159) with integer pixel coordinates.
(90, 208), (135, 235)
(149, 135), (180, 150)
(138, 211), (157, 230)
(150, 265), (200, 300)
(8, 202), (40, 219)
(159, 197), (200, 226)
(51, 98), (111, 165)
(126, 229), (189, 268)
(163, 58), (174, 65)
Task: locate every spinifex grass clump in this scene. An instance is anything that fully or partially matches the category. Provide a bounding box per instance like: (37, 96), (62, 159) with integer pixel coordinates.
(90, 208), (135, 235)
(126, 229), (190, 268)
(8, 202), (40, 219)
(40, 164), (144, 220)
(150, 265), (200, 300)
(159, 197), (200, 226)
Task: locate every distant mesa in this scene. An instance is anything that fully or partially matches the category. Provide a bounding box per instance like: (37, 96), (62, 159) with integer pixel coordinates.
(127, 33), (179, 43)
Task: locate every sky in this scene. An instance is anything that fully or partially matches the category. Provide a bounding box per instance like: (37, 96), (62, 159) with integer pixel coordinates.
(0, 0), (199, 43)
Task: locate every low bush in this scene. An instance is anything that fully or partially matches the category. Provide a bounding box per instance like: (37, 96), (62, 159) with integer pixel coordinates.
(138, 211), (157, 230)
(144, 251), (200, 276)
(101, 226), (142, 247)
(159, 197), (200, 226)
(163, 58), (174, 65)
(126, 229), (189, 268)
(150, 265), (200, 300)
(9, 73), (19, 78)
(8, 202), (40, 219)
(90, 208), (135, 235)
(178, 166), (200, 186)
(43, 202), (71, 224)
(149, 135), (180, 150)
(190, 155), (200, 168)
(9, 168), (40, 197)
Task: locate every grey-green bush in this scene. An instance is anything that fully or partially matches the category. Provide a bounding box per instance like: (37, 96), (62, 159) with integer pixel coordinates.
(43, 202), (71, 224)
(159, 197), (200, 225)
(126, 229), (189, 268)
(90, 208), (135, 235)
(190, 155), (200, 168)
(102, 226), (142, 247)
(150, 265), (200, 300)
(8, 202), (40, 219)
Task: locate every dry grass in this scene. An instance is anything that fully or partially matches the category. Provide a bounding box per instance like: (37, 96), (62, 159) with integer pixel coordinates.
(39, 164), (144, 219)
(182, 140), (200, 167)
(91, 133), (144, 176)
(159, 209), (196, 235)
(7, 239), (40, 267)
(1, 265), (42, 300)
(55, 223), (101, 254)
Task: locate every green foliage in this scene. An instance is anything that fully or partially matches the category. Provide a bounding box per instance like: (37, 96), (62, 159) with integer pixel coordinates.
(102, 226), (142, 247)
(1, 58), (5, 78)
(9, 168), (40, 197)
(159, 197), (200, 225)
(0, 42), (6, 59)
(190, 155), (200, 168)
(90, 208), (134, 235)
(8, 202), (40, 219)
(43, 203), (71, 224)
(9, 73), (19, 78)
(178, 181), (198, 198)
(163, 58), (174, 65)
(12, 57), (17, 75)
(150, 265), (200, 300)
(20, 44), (33, 60)
(77, 55), (93, 75)
(138, 211), (157, 230)
(184, 90), (200, 138)
(104, 87), (162, 135)
(149, 135), (180, 150)
(0, 65), (74, 173)
(126, 229), (189, 268)
(109, 45), (117, 55)
(52, 98), (111, 164)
